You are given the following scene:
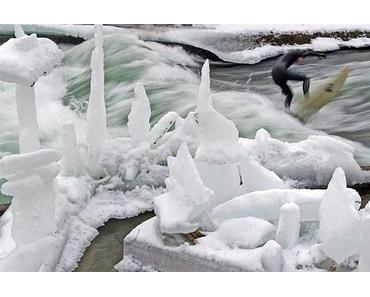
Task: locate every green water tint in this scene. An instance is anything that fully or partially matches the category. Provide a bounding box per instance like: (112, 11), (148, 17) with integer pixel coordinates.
(0, 179), (11, 205)
(63, 33), (199, 129)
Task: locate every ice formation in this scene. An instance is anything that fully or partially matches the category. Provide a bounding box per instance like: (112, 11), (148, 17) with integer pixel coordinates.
(13, 24), (25, 38)
(128, 81), (151, 146)
(319, 167), (361, 264)
(60, 123), (85, 176)
(194, 60), (242, 207)
(238, 158), (288, 195)
(212, 188), (325, 224)
(149, 111), (179, 146)
(0, 149), (61, 271)
(275, 202), (300, 249)
(358, 210), (370, 271)
(154, 143), (214, 234)
(86, 24), (106, 166)
(244, 128), (369, 186)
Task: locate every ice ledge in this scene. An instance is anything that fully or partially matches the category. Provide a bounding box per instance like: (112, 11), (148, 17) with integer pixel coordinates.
(117, 217), (284, 272)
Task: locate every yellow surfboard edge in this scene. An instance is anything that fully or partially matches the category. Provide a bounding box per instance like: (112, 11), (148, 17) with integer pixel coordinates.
(293, 66), (350, 121)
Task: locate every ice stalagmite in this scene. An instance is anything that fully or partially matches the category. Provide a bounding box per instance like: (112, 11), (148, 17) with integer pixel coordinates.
(319, 167), (361, 264)
(275, 202), (300, 249)
(358, 209), (370, 271)
(15, 84), (40, 153)
(86, 24), (106, 163)
(154, 143), (214, 234)
(60, 122), (85, 176)
(195, 60), (243, 208)
(13, 24), (25, 38)
(128, 81), (151, 146)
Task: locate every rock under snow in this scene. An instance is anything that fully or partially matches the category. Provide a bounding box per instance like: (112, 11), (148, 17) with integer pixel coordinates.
(319, 167), (361, 264)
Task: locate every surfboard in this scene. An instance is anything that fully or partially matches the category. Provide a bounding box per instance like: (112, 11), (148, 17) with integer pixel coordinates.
(293, 66), (350, 121)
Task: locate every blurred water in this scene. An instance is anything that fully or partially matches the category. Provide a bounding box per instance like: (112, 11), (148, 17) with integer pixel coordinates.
(0, 32), (369, 165)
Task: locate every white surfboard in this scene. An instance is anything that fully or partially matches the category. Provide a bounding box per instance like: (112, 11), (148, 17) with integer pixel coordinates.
(293, 66), (350, 121)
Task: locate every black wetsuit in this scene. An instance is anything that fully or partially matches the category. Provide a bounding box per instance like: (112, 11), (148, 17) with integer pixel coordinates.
(272, 50), (327, 109)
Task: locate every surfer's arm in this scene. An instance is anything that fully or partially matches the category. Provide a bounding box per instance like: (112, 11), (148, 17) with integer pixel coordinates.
(303, 51), (327, 59)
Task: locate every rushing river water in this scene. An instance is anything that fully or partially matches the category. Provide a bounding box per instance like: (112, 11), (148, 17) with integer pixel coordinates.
(1, 31), (370, 166)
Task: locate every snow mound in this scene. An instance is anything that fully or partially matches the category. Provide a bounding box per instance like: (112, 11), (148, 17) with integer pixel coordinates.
(207, 217), (276, 249)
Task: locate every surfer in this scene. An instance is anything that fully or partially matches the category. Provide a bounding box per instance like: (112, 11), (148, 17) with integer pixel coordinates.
(272, 50), (327, 110)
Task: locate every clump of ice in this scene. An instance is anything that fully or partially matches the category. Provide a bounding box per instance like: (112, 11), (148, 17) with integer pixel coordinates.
(244, 128), (369, 186)
(128, 81), (151, 146)
(319, 167), (361, 264)
(154, 143), (214, 234)
(275, 202), (300, 249)
(0, 33), (63, 86)
(209, 217), (276, 249)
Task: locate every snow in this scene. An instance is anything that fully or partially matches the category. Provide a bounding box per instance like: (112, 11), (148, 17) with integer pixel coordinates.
(86, 24), (106, 167)
(128, 81), (151, 146)
(153, 143), (214, 234)
(212, 188), (325, 224)
(242, 128), (370, 187)
(319, 168), (361, 264)
(275, 202), (300, 249)
(207, 217), (276, 249)
(0, 34), (63, 86)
